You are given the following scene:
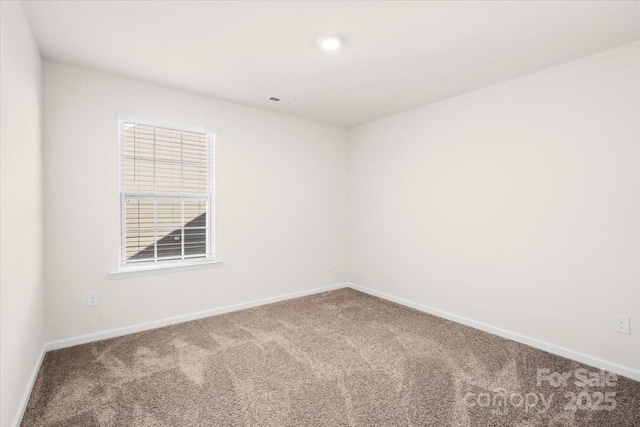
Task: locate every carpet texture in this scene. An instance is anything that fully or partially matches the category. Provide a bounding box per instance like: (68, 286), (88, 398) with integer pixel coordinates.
(22, 289), (640, 426)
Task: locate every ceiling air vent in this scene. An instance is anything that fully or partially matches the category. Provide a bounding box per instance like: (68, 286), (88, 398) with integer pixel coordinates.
(268, 96), (294, 105)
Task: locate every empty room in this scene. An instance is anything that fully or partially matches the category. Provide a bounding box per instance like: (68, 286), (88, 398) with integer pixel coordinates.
(1, 0), (639, 426)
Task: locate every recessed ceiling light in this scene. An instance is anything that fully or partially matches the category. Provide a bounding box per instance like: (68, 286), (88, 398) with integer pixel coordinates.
(318, 35), (343, 51)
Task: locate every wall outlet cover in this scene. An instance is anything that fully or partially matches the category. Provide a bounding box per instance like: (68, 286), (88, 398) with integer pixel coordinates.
(87, 292), (99, 307)
(614, 315), (630, 334)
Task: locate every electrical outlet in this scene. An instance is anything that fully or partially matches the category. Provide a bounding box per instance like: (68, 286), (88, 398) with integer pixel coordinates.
(87, 292), (99, 307)
(614, 315), (630, 334)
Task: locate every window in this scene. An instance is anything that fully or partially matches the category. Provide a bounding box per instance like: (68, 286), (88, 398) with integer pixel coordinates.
(118, 116), (215, 268)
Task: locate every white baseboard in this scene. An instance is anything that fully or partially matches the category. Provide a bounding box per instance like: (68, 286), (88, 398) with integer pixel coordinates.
(346, 282), (640, 382)
(43, 281), (640, 382)
(12, 344), (46, 427)
(44, 282), (348, 352)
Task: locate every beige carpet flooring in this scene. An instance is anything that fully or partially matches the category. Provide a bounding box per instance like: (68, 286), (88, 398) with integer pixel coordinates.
(22, 288), (640, 426)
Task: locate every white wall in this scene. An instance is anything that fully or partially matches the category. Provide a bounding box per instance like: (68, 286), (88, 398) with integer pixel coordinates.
(0, 2), (45, 427)
(348, 42), (640, 372)
(42, 61), (348, 342)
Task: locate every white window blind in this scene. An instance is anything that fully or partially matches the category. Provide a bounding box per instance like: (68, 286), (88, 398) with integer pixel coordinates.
(119, 117), (214, 266)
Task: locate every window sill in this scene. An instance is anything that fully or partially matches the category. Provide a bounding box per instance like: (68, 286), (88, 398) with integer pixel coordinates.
(108, 259), (223, 279)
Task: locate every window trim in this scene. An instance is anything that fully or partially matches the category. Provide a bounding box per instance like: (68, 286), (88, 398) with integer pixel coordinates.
(116, 113), (218, 273)
(108, 258), (223, 279)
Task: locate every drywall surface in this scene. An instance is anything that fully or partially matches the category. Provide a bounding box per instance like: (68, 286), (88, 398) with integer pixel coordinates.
(0, 2), (45, 426)
(42, 61), (348, 342)
(348, 41), (640, 371)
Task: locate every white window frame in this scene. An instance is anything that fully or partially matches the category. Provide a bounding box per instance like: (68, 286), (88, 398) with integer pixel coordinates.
(116, 113), (218, 274)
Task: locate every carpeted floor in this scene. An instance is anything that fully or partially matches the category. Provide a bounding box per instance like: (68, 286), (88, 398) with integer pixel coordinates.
(22, 288), (640, 426)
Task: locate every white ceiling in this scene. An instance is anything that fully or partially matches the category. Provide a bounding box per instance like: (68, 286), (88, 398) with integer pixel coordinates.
(21, 1), (640, 128)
